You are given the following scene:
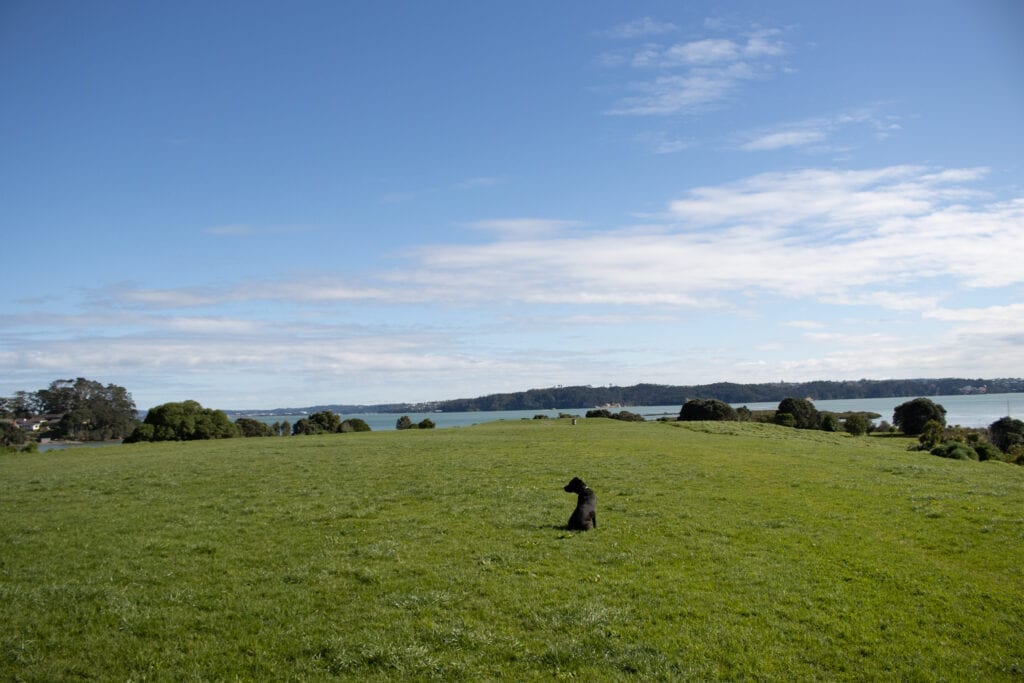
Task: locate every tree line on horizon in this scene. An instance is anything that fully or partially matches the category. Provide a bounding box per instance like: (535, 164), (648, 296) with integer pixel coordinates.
(395, 377), (1024, 414)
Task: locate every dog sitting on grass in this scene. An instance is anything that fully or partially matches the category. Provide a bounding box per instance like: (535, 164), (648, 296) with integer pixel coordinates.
(564, 477), (597, 531)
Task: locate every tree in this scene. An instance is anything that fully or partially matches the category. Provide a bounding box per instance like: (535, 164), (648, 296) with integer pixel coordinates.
(417, 418), (436, 429)
(235, 417), (273, 437)
(291, 418), (314, 435)
(36, 378), (138, 441)
(893, 398), (946, 435)
(989, 417), (1024, 453)
(124, 400), (237, 442)
(918, 420), (945, 449)
(396, 416), (414, 430)
(340, 418), (371, 433)
(1, 421), (27, 448)
(678, 398), (737, 422)
(820, 414), (839, 432)
(309, 411), (343, 433)
(777, 398), (820, 430)
(774, 412), (797, 428)
(843, 414), (870, 436)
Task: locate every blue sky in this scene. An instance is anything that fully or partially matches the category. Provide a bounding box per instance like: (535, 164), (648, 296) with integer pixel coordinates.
(3, 1), (1023, 410)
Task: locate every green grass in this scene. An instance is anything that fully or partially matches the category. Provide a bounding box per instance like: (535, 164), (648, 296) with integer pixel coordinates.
(2, 419), (1023, 680)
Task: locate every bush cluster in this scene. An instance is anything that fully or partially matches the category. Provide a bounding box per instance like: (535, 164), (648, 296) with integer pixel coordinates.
(124, 400), (237, 443)
(906, 414), (1024, 465)
(679, 396), (880, 438)
(294, 411), (371, 435)
(585, 409), (645, 422)
(396, 416), (436, 430)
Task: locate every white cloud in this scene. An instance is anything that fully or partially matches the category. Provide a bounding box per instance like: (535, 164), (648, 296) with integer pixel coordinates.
(664, 38), (741, 65)
(8, 165), (1021, 407)
(736, 107), (904, 153)
(786, 320), (826, 329)
(603, 25), (789, 115)
(100, 166), (1020, 318)
(741, 130), (827, 151)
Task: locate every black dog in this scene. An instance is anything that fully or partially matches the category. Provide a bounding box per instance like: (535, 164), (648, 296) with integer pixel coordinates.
(564, 477), (597, 531)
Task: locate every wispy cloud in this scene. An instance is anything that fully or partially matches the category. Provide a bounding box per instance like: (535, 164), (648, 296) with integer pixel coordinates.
(737, 107), (903, 152)
(602, 26), (790, 115)
(741, 130), (827, 151)
(105, 166), (1019, 313)
(464, 218), (581, 239)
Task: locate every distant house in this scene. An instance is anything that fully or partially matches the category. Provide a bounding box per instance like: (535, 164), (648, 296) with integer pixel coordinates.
(15, 418), (45, 432)
(13, 414), (62, 432)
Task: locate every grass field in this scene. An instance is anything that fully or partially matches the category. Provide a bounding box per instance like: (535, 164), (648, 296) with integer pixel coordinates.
(2, 418), (1023, 680)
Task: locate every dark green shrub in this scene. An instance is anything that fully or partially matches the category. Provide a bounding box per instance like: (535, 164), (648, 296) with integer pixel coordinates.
(893, 398), (946, 435)
(820, 414), (839, 432)
(774, 412), (797, 428)
(344, 418), (371, 432)
(973, 442), (1003, 462)
(777, 398), (820, 429)
(919, 420), (945, 449)
(678, 398), (737, 422)
(235, 417), (274, 437)
(417, 418), (436, 429)
(989, 417), (1024, 453)
(0, 421), (27, 447)
(844, 414), (870, 436)
(126, 400), (237, 442)
(930, 442), (979, 461)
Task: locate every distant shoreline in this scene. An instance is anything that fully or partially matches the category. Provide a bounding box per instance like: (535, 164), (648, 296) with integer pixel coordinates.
(218, 377), (1024, 417)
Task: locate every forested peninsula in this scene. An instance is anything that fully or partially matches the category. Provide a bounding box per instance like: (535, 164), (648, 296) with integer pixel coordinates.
(257, 377), (1024, 416)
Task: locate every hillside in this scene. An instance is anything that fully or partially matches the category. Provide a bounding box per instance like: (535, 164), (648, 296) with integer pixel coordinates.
(2, 419), (1022, 679)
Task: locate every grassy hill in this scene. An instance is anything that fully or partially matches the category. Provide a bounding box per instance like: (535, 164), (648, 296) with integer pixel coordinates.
(2, 419), (1022, 680)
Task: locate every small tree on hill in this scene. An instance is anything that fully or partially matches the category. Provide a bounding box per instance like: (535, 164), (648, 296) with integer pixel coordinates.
(843, 414), (870, 436)
(893, 398), (946, 435)
(777, 397), (820, 429)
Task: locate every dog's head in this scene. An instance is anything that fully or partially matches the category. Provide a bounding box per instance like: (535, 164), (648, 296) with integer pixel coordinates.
(564, 477), (587, 494)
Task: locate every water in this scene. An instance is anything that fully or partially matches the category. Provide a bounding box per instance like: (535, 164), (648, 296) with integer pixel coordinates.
(248, 393), (1024, 431)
